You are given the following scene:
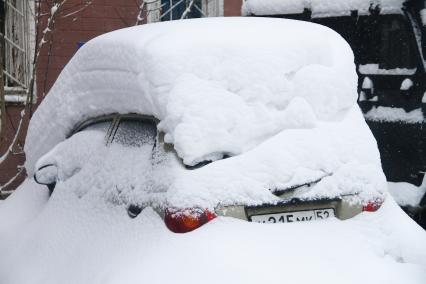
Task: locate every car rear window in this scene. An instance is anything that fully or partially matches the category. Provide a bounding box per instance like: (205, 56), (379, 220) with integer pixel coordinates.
(84, 121), (111, 133)
(112, 119), (157, 147)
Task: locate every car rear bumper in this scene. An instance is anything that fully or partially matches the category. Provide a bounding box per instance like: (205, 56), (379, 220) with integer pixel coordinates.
(216, 195), (363, 221)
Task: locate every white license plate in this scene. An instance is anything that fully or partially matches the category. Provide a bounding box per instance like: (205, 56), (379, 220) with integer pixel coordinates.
(250, 209), (335, 223)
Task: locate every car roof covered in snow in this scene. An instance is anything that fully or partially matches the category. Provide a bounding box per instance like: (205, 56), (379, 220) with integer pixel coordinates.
(25, 17), (358, 174)
(242, 0), (407, 17)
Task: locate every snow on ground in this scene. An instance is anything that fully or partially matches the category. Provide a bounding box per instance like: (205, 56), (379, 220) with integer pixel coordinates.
(0, 180), (49, 233)
(242, 0), (406, 17)
(364, 106), (425, 123)
(0, 180), (425, 284)
(388, 181), (426, 207)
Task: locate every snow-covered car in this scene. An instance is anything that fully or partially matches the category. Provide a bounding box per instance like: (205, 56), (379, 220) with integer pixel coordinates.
(33, 110), (383, 233)
(1, 18), (425, 284)
(29, 17), (385, 233)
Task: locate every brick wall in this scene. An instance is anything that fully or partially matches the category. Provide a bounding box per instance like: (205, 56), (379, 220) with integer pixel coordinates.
(0, 105), (27, 194)
(224, 0), (242, 16)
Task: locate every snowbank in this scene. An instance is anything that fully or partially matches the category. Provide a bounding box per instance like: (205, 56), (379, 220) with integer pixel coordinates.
(242, 0), (406, 17)
(364, 106), (425, 123)
(0, 179), (49, 234)
(0, 187), (425, 284)
(388, 182), (426, 207)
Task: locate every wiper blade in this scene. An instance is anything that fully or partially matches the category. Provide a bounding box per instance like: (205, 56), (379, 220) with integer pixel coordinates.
(271, 172), (332, 196)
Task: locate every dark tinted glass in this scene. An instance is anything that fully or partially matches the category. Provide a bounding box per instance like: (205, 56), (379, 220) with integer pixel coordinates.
(113, 119), (157, 147)
(314, 15), (416, 69)
(84, 121), (111, 133)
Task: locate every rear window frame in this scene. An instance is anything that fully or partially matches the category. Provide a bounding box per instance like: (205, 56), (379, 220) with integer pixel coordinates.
(70, 114), (160, 145)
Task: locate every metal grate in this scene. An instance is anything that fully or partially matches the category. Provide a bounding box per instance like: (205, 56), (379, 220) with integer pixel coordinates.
(143, 0), (222, 23)
(3, 0), (31, 90)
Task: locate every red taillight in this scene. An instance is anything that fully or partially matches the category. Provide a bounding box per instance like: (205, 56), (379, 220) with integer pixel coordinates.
(164, 208), (216, 233)
(362, 198), (383, 212)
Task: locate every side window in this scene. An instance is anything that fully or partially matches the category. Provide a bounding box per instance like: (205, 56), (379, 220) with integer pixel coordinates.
(161, 0), (202, 21)
(112, 119), (157, 148)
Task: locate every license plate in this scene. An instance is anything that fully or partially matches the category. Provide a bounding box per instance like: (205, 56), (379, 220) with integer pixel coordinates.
(250, 209), (335, 223)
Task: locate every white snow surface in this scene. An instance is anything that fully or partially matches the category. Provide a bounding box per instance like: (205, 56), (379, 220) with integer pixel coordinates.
(25, 18), (358, 173)
(359, 64), (417, 75)
(421, 9), (426, 26)
(365, 107), (425, 123)
(25, 18), (357, 173)
(24, 18), (385, 209)
(362, 76), (373, 89)
(388, 181), (426, 207)
(0, 181), (425, 284)
(400, 78), (413, 91)
(242, 0), (406, 17)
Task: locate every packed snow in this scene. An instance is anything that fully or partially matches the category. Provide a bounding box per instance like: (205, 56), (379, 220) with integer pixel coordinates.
(242, 0), (406, 17)
(400, 78), (413, 91)
(388, 181), (426, 207)
(0, 180), (425, 284)
(365, 107), (425, 123)
(23, 17), (382, 209)
(0, 17), (424, 284)
(359, 64), (417, 75)
(362, 76), (373, 89)
(421, 9), (426, 26)
(31, 105), (385, 209)
(25, 18), (357, 174)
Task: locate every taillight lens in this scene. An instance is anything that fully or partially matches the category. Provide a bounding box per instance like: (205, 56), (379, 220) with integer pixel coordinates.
(362, 198), (383, 212)
(164, 207), (216, 233)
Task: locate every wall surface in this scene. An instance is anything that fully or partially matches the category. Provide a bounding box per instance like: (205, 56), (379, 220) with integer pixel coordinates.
(224, 0), (242, 16)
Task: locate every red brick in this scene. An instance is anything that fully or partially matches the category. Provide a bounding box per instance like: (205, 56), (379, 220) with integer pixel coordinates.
(50, 43), (78, 57)
(75, 17), (105, 31)
(79, 30), (105, 41)
(104, 18), (130, 31)
(224, 0), (242, 16)
(80, 5), (107, 18)
(38, 55), (70, 70)
(105, 0), (139, 7)
(55, 30), (85, 44)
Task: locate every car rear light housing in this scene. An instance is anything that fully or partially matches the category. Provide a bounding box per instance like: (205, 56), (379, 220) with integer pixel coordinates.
(362, 198), (383, 212)
(164, 207), (216, 233)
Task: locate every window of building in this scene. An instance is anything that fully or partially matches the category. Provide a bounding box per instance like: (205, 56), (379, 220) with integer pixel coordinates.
(161, 0), (203, 21)
(2, 0), (33, 93)
(146, 0), (223, 23)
